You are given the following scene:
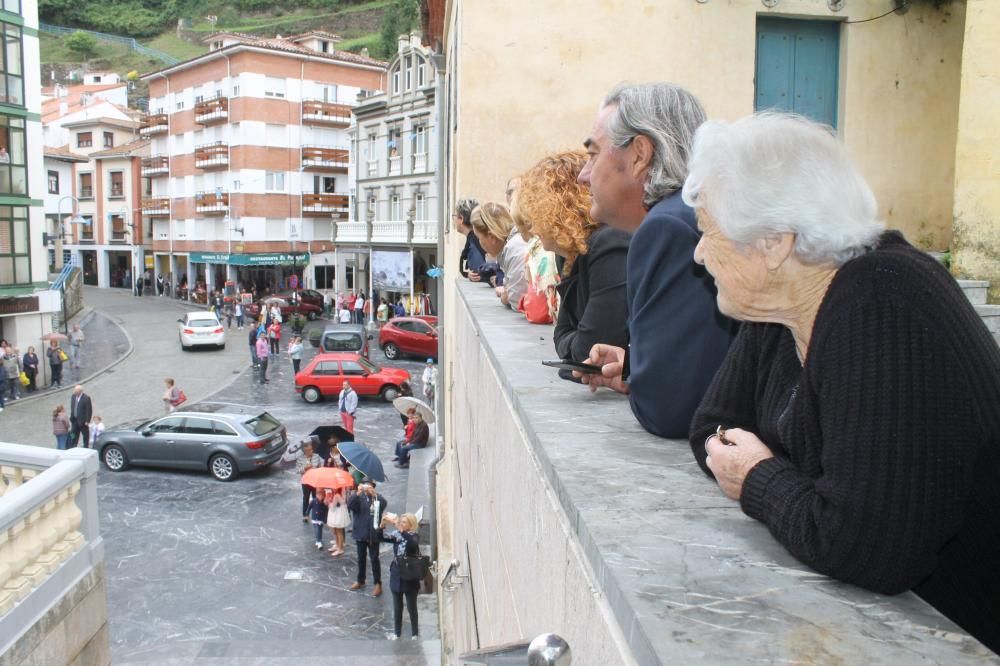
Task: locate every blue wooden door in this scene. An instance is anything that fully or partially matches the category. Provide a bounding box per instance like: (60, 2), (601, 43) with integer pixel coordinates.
(755, 18), (840, 128)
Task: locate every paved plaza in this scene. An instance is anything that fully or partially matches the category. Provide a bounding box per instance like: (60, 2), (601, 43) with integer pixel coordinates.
(0, 288), (439, 664)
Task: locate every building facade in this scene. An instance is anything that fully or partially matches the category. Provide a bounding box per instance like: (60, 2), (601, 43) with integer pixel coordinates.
(0, 0), (60, 348)
(139, 32), (386, 302)
(345, 32), (439, 315)
(42, 145), (87, 272)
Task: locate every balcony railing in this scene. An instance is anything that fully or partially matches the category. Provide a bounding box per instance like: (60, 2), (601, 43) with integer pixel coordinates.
(194, 95), (229, 124)
(366, 160), (378, 177)
(195, 191), (229, 215)
(141, 155), (169, 177)
(108, 188), (124, 200)
(301, 146), (349, 171)
(78, 186), (93, 200)
(388, 155), (402, 176)
(413, 152), (428, 172)
(301, 100), (351, 126)
(334, 219), (438, 244)
(141, 197), (170, 216)
(138, 113), (168, 136)
(194, 142), (229, 169)
(109, 230), (128, 244)
(0, 445), (103, 646)
(301, 193), (349, 217)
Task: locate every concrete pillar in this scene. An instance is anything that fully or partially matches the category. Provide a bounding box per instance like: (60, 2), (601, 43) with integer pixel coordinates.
(186, 262), (195, 302)
(95, 251), (109, 288)
(952, 0), (1000, 302)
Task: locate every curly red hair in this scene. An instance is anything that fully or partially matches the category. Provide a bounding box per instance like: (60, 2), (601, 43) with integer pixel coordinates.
(515, 151), (597, 276)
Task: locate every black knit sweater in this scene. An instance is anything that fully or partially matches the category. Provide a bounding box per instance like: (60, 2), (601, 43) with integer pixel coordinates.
(689, 232), (1000, 652)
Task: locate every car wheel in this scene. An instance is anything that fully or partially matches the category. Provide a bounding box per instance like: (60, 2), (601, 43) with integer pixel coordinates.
(303, 386), (322, 403)
(307, 310), (317, 321)
(383, 342), (400, 360)
(102, 444), (128, 472)
(209, 453), (238, 482)
(381, 385), (401, 402)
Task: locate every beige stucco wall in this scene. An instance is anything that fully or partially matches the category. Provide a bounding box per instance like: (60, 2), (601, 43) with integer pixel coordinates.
(952, 0), (1000, 302)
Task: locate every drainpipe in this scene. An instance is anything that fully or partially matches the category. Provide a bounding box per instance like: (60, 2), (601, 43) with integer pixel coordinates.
(428, 50), (447, 563)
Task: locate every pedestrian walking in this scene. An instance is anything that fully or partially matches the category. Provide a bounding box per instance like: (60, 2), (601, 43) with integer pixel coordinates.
(326, 489), (350, 556)
(46, 340), (65, 388)
(255, 334), (270, 383)
(288, 336), (304, 375)
(135, 276), (143, 296)
(308, 489), (329, 549)
(89, 415), (104, 447)
(22, 346), (38, 393)
(295, 440), (323, 521)
(157, 274), (164, 296)
(380, 513), (422, 640)
(3, 347), (22, 400)
(338, 380), (358, 433)
(162, 378), (182, 413)
(348, 481), (387, 597)
(224, 301), (234, 329)
(52, 405), (71, 449)
(235, 302), (244, 329)
(69, 324), (86, 369)
(68, 385), (93, 448)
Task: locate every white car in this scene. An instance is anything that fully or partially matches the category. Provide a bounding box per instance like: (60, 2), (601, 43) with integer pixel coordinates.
(178, 312), (226, 350)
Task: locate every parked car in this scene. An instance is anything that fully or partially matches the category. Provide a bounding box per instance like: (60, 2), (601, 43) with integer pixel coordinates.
(320, 324), (372, 357)
(379, 316), (438, 360)
(277, 289), (325, 309)
(178, 311), (226, 350)
(294, 352), (410, 404)
(96, 402), (289, 482)
(245, 298), (322, 321)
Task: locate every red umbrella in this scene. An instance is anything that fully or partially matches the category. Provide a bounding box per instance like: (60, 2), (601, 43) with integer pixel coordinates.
(301, 467), (354, 490)
(41, 332), (68, 341)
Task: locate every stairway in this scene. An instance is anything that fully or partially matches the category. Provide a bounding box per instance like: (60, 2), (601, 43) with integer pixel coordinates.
(957, 280), (1000, 346)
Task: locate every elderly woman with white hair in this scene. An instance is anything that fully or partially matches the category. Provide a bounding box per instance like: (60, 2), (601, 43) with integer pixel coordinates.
(686, 113), (1000, 652)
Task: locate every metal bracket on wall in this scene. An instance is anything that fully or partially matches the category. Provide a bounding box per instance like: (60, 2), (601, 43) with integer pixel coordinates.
(762, 0), (778, 8)
(441, 559), (470, 591)
(828, 0), (846, 11)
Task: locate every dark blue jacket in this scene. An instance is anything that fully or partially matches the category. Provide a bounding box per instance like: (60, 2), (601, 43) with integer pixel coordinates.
(347, 491), (387, 542)
(626, 191), (736, 438)
(307, 498), (328, 524)
(382, 529), (421, 594)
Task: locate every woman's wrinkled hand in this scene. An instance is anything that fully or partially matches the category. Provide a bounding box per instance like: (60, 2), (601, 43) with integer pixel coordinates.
(576, 344), (630, 394)
(704, 428), (775, 501)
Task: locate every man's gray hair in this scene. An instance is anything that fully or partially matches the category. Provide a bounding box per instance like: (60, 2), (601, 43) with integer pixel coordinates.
(602, 83), (707, 209)
(454, 198), (479, 227)
(682, 112), (883, 266)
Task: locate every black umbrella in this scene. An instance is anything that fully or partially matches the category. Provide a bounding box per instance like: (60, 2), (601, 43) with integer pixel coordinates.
(339, 441), (387, 483)
(307, 425), (354, 458)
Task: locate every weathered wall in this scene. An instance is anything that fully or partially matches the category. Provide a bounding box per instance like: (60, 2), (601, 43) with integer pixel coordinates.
(952, 0), (1000, 302)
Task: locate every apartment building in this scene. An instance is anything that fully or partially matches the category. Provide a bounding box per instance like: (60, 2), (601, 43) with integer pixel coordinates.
(139, 31), (386, 301)
(346, 32), (439, 313)
(0, 0), (61, 346)
(49, 116), (150, 288)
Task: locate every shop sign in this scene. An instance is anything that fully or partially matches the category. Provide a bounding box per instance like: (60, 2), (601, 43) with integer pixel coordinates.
(189, 252), (310, 266)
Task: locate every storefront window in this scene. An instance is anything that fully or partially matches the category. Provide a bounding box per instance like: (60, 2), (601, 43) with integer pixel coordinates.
(0, 114), (25, 194)
(0, 205), (29, 286)
(0, 23), (22, 106)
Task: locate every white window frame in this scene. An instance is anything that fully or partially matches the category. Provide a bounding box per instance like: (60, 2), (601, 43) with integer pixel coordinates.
(417, 60), (426, 87)
(391, 68), (400, 95)
(264, 77), (286, 99)
(390, 194), (401, 220)
(415, 192), (427, 220)
(415, 125), (427, 154)
(265, 171), (286, 192)
(404, 56), (412, 90)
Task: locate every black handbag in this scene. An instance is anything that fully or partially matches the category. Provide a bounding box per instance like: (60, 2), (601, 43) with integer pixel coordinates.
(397, 554), (430, 582)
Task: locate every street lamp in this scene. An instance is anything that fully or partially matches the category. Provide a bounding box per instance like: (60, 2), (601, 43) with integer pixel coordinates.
(53, 194), (86, 271)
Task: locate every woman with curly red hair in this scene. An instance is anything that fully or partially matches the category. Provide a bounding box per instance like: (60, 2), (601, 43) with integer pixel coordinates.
(517, 151), (630, 363)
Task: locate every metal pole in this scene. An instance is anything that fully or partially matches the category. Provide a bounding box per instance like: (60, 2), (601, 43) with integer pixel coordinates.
(409, 246), (415, 315)
(368, 245), (373, 325)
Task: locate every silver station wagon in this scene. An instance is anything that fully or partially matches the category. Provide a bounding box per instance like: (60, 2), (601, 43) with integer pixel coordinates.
(96, 402), (288, 481)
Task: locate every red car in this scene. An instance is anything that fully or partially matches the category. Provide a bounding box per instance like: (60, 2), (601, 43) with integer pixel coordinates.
(246, 299), (322, 321)
(379, 316), (438, 361)
(294, 352), (410, 404)
(276, 289), (325, 309)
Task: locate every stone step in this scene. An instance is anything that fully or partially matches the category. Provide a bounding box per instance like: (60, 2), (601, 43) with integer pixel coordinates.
(975, 304), (1000, 347)
(115, 638), (441, 665)
(958, 279), (989, 306)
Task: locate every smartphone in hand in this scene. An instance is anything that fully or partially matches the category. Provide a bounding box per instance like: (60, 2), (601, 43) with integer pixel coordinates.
(541, 359), (604, 374)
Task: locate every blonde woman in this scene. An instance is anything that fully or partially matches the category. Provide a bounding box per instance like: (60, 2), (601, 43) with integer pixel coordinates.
(469, 203), (530, 307)
(518, 151), (630, 361)
(379, 513), (422, 640)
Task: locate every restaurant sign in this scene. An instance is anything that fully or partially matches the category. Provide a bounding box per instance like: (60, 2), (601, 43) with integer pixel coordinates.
(188, 253), (310, 266)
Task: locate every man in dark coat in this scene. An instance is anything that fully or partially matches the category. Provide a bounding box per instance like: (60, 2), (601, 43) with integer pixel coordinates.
(347, 481), (388, 597)
(69, 384), (93, 448)
(578, 83), (736, 438)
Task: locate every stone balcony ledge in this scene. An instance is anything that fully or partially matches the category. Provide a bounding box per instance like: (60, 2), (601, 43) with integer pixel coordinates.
(452, 279), (997, 664)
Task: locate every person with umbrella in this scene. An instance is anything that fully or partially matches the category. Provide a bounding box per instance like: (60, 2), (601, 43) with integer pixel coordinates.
(348, 481), (388, 597)
(307, 488), (329, 549)
(326, 486), (350, 556)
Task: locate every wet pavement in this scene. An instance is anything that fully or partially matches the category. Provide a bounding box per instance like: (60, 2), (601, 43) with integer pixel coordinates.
(90, 304), (439, 664)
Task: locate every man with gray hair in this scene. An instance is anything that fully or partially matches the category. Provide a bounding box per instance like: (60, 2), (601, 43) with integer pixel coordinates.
(577, 82), (735, 439)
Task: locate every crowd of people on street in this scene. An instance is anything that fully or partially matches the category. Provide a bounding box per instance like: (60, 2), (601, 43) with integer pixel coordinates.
(454, 81), (1000, 652)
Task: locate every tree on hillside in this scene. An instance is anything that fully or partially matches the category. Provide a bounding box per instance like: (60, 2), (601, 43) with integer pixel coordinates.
(65, 31), (98, 59)
(379, 0), (419, 59)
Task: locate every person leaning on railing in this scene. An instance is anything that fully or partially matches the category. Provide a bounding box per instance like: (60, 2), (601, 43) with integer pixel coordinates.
(684, 112), (1000, 653)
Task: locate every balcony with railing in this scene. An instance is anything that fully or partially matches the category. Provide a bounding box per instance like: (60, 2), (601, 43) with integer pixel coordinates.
(194, 95), (229, 124)
(78, 224), (95, 244)
(78, 186), (94, 201)
(141, 155), (169, 177)
(138, 113), (168, 137)
(334, 221), (369, 244)
(194, 142), (229, 169)
(301, 99), (351, 127)
(388, 155), (402, 176)
(109, 228), (128, 244)
(301, 193), (349, 217)
(301, 146), (349, 172)
(412, 152), (428, 172)
(0, 444), (107, 662)
(366, 160), (378, 177)
(334, 219), (438, 245)
(141, 197), (170, 216)
(195, 191), (229, 215)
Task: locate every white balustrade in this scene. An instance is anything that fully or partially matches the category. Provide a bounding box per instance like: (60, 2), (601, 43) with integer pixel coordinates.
(412, 220), (438, 244)
(371, 220), (408, 243)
